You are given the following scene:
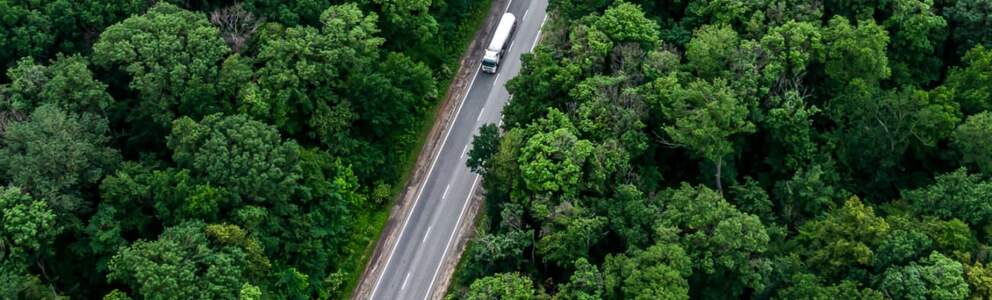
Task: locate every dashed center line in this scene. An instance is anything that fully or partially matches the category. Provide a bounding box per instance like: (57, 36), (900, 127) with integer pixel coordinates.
(442, 184), (450, 199)
(478, 107), (486, 121)
(461, 144), (470, 159)
(423, 226), (433, 243)
(401, 272), (411, 290)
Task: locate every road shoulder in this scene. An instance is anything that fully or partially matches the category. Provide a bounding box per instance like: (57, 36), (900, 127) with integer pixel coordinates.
(350, 1), (510, 299)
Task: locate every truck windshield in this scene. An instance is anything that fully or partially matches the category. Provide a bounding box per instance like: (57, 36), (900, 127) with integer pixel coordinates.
(482, 59), (497, 68)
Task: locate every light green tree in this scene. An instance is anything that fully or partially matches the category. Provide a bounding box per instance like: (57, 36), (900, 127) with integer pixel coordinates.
(795, 197), (890, 279)
(821, 16), (891, 85)
(465, 273), (543, 300)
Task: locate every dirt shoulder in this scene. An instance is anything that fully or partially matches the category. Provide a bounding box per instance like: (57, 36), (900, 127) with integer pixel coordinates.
(349, 1), (509, 299)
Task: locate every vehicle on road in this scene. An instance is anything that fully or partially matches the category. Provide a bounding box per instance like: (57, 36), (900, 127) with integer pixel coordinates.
(481, 13), (516, 74)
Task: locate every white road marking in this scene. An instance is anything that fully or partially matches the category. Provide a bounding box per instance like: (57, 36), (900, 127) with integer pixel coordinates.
(424, 175), (481, 300)
(401, 272), (411, 290)
(523, 9), (529, 21)
(423, 226), (433, 243)
(423, 7), (549, 298)
(494, 72), (501, 83)
(442, 184), (450, 199)
(461, 144), (470, 159)
(477, 107), (486, 121)
(371, 0), (529, 298)
(369, 65), (481, 300)
(530, 14), (548, 51)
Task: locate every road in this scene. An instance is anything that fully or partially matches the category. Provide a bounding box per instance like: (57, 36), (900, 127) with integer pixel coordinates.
(368, 0), (548, 299)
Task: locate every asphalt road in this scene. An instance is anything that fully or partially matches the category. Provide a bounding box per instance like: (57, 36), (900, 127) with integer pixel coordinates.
(368, 0), (548, 299)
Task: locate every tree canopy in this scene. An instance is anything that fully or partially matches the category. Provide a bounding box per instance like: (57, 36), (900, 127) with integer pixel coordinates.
(450, 0), (992, 299)
(0, 0), (490, 297)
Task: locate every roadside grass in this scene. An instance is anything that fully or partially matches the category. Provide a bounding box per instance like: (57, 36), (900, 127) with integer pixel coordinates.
(335, 1), (493, 298)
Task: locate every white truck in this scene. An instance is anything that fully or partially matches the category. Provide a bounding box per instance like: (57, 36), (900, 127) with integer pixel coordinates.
(481, 13), (517, 74)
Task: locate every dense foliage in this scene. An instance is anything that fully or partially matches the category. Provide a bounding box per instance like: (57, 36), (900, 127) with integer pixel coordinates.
(454, 0), (992, 299)
(0, 0), (489, 298)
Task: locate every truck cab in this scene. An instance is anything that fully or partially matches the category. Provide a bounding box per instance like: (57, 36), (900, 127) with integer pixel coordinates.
(481, 13), (516, 74)
(482, 51), (500, 73)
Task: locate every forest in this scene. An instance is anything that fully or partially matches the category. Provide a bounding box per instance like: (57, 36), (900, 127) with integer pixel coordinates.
(454, 0), (992, 299)
(0, 0), (490, 298)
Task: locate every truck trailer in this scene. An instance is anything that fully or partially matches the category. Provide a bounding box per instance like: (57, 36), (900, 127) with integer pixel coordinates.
(481, 13), (517, 74)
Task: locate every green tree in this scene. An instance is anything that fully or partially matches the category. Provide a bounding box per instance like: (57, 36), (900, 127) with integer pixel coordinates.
(371, 0), (438, 48)
(462, 228), (534, 280)
(0, 186), (61, 258)
(795, 197), (890, 279)
(773, 164), (848, 224)
(536, 205), (608, 267)
(0, 2), (53, 67)
(240, 0), (330, 25)
(518, 109), (594, 198)
(92, 3), (230, 144)
(953, 112), (992, 174)
(593, 2), (660, 48)
(2, 55), (113, 115)
(658, 184), (772, 296)
(649, 76), (755, 193)
(873, 227), (934, 269)
(965, 262), (992, 299)
(821, 16), (891, 85)
(248, 3), (382, 136)
(168, 113), (302, 207)
(904, 168), (992, 226)
(554, 258), (604, 300)
(685, 24), (740, 79)
(0, 105), (120, 226)
(550, 0), (612, 19)
(775, 273), (885, 299)
(879, 251), (970, 300)
(503, 49), (581, 128)
(0, 0), (145, 67)
(943, 45), (992, 115)
(762, 91), (821, 172)
(602, 243), (692, 300)
(604, 184), (658, 249)
(827, 84), (960, 194)
(107, 221), (268, 300)
(465, 273), (543, 300)
(943, 0), (992, 56)
(344, 52), (437, 179)
(759, 21), (824, 92)
(682, 0), (760, 29)
(824, 0), (886, 20)
(883, 0), (948, 85)
(728, 178), (775, 223)
(468, 124), (503, 175)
